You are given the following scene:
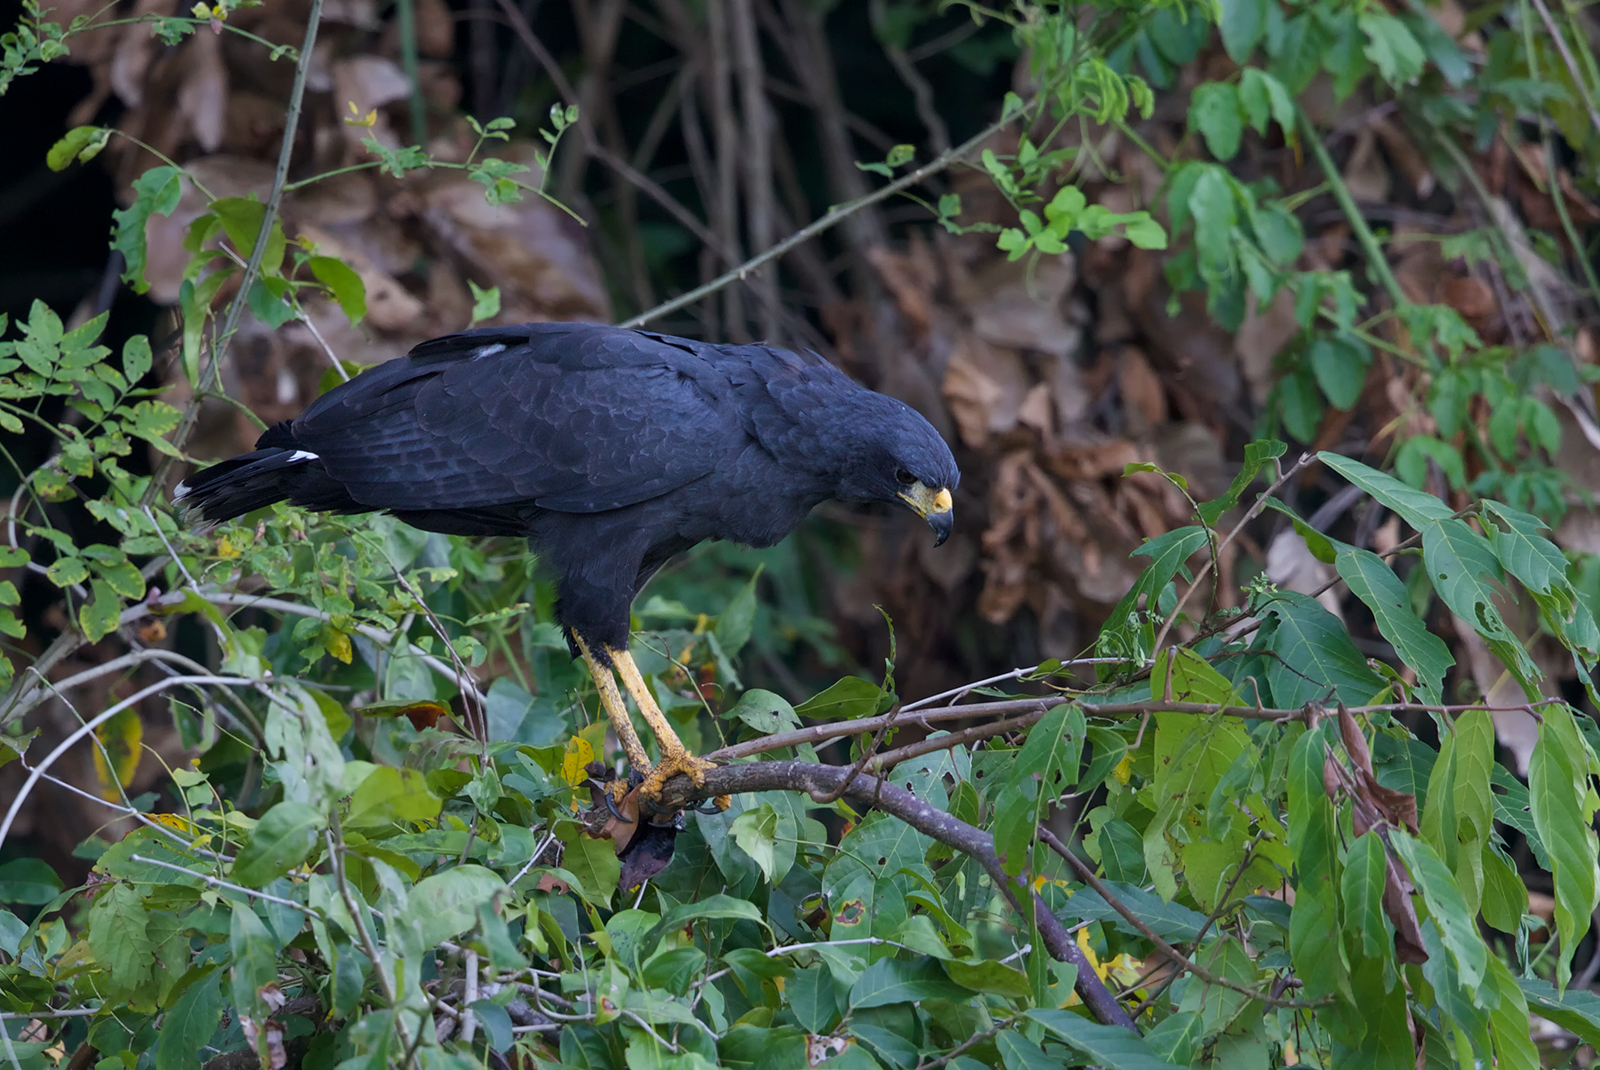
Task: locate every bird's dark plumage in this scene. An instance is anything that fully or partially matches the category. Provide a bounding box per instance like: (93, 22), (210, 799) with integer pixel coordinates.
(176, 322), (960, 652)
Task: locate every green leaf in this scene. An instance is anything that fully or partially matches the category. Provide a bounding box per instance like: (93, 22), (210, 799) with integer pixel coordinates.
(122, 334), (152, 385)
(113, 167), (183, 294)
(1309, 334), (1371, 410)
(231, 801), (323, 886)
(849, 957), (970, 1009)
(1261, 591), (1385, 709)
(247, 276), (296, 329)
(228, 904), (276, 1018)
(155, 968), (224, 1070)
(1189, 82), (1242, 161)
(725, 689), (799, 735)
(93, 557), (145, 600)
(78, 578), (122, 642)
(1341, 831), (1389, 961)
(1318, 452), (1453, 529)
(796, 676), (892, 720)
(47, 125), (111, 171)
(996, 1031), (1070, 1070)
(1359, 12), (1425, 87)
(1287, 723), (1348, 1001)
(1142, 1012), (1203, 1066)
(1123, 215), (1168, 249)
(1422, 519), (1540, 691)
(1144, 651), (1252, 899)
(556, 826), (621, 906)
(1218, 0), (1267, 62)
(210, 197), (286, 276)
(1335, 546), (1453, 704)
(344, 764), (443, 828)
(1187, 166), (1237, 275)
(1106, 525), (1209, 625)
(1028, 1009), (1184, 1069)
(942, 958), (1031, 999)
(402, 865), (508, 948)
(1486, 956), (1542, 1070)
(645, 893), (765, 951)
(176, 269), (229, 386)
(1198, 438), (1286, 526)
(1529, 704), (1600, 988)
(468, 279), (501, 327)
(1060, 881), (1207, 942)
(308, 256), (366, 325)
(1520, 975), (1600, 1048)
(45, 556), (88, 588)
(729, 803), (781, 883)
(1236, 69), (1296, 141)
(715, 567), (762, 657)
(88, 882), (154, 991)
(1481, 501), (1568, 600)
(1390, 831), (1487, 991)
(0, 858), (62, 905)
(1324, 12), (1372, 100)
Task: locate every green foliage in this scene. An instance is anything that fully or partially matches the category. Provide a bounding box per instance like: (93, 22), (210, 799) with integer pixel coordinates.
(4, 0), (1600, 1067)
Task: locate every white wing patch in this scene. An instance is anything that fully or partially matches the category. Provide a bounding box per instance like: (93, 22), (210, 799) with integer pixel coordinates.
(474, 344), (507, 360)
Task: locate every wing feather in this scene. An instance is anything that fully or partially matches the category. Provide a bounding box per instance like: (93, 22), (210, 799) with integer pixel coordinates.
(289, 324), (735, 513)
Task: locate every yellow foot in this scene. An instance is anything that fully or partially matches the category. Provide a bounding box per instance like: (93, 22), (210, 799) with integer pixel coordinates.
(639, 748), (721, 809)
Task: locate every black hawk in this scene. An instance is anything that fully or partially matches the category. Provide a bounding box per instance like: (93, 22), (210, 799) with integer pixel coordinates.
(176, 322), (959, 802)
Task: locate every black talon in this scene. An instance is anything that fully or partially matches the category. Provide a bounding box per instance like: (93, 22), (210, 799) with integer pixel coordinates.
(689, 800), (724, 815)
(601, 787), (634, 824)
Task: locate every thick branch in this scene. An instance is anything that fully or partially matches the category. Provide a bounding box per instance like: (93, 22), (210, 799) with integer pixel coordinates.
(650, 759), (1136, 1030)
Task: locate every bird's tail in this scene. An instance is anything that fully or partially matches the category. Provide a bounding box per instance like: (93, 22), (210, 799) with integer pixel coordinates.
(173, 423), (348, 530)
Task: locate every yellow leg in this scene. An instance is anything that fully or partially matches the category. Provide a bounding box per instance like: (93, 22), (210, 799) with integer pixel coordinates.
(608, 645), (720, 804)
(574, 635), (654, 777)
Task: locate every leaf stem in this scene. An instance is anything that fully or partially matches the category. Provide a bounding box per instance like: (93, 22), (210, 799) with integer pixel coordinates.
(1298, 106), (1407, 310)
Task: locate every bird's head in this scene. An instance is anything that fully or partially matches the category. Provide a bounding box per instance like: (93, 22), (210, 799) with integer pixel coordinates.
(834, 396), (960, 546)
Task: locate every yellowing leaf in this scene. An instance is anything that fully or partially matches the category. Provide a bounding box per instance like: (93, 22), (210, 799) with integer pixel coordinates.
(216, 536), (239, 559)
(324, 627), (353, 664)
(93, 706), (142, 801)
(152, 813), (195, 833)
(562, 734), (595, 789)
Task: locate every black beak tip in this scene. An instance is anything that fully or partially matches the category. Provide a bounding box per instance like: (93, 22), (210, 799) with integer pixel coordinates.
(929, 511), (953, 547)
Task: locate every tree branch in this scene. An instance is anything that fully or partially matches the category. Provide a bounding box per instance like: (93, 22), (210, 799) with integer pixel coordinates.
(619, 95), (1026, 329)
(648, 759), (1137, 1030)
(1037, 827), (1324, 1009)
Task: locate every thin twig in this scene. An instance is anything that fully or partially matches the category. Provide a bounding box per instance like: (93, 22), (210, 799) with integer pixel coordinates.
(619, 86), (1037, 328)
(1152, 452), (1312, 651)
(129, 854), (310, 912)
(866, 709), (1044, 773)
(150, 0), (327, 500)
(1038, 827), (1324, 1009)
(1526, 0), (1600, 141)
(0, 675), (258, 853)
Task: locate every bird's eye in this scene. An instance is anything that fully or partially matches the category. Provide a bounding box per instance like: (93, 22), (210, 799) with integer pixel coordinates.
(895, 468), (917, 486)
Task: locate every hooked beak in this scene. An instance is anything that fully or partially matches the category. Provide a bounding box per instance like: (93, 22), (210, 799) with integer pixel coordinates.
(898, 484), (954, 547)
